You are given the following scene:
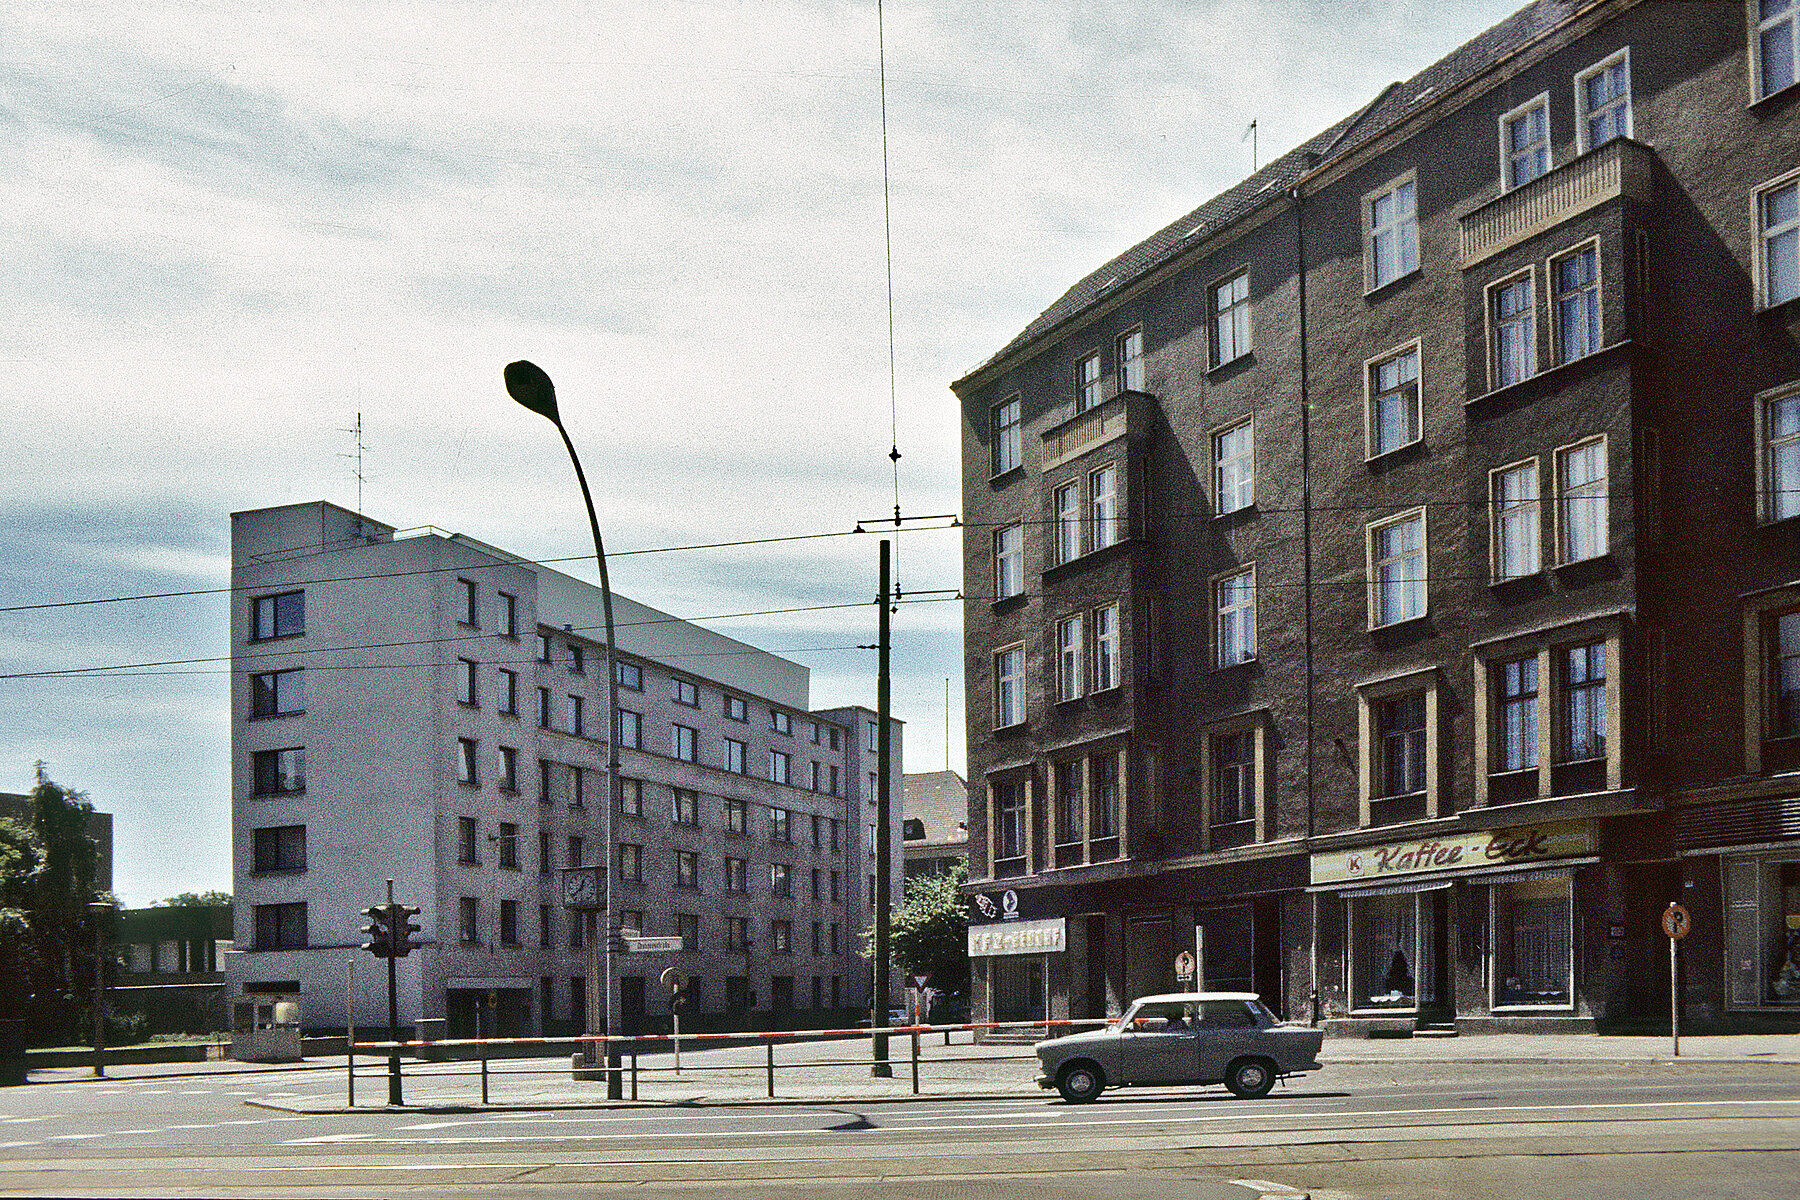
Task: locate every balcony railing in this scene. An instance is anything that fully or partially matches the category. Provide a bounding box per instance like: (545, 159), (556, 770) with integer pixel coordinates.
(1459, 137), (1654, 268)
(1041, 390), (1144, 473)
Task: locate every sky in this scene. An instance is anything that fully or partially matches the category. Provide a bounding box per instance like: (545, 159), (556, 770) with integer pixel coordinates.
(0, 0), (1525, 905)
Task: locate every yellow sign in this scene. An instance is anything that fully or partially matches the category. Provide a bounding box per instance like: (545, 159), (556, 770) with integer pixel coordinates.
(1310, 820), (1593, 885)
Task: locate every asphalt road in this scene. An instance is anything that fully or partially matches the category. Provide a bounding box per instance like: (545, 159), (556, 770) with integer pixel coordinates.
(2, 1060), (1797, 1198)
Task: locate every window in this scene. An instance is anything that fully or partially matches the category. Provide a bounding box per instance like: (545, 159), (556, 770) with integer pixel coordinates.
(616, 708), (642, 750)
(570, 766), (586, 808)
(769, 805), (791, 841)
(1057, 615), (1084, 702)
(539, 904), (553, 947)
(868, 721), (879, 752)
(613, 660), (641, 691)
(1093, 603), (1119, 691)
(830, 819), (841, 852)
(675, 912), (699, 950)
(673, 724), (697, 762)
(1367, 176), (1418, 289)
(250, 669), (304, 717)
(830, 925), (841, 955)
(458, 815), (479, 863)
(253, 825), (306, 873)
(254, 902), (307, 949)
(830, 869), (841, 901)
(1492, 874), (1573, 1007)
(829, 727), (841, 751)
(994, 524), (1023, 600)
(567, 835), (584, 867)
(251, 747), (304, 795)
(567, 643), (584, 673)
(725, 857), (748, 892)
(1053, 481), (1081, 564)
(619, 776), (643, 817)
(1369, 510), (1427, 626)
(459, 896), (479, 945)
(725, 797), (747, 834)
(537, 759), (552, 804)
(1557, 438), (1608, 562)
(568, 694), (585, 736)
(672, 788), (698, 826)
(1490, 273), (1535, 388)
(1552, 245), (1600, 362)
(725, 695), (747, 722)
(1089, 464), (1119, 548)
(569, 913), (584, 949)
(1758, 174), (1799, 308)
(829, 764), (840, 795)
(1213, 418), (1253, 513)
(617, 842), (643, 883)
(1759, 386), (1800, 523)
(539, 830), (551, 874)
(810, 761), (822, 792)
(1367, 345), (1420, 457)
(726, 917), (750, 951)
(770, 710), (791, 735)
(994, 779), (1026, 874)
(458, 578), (479, 626)
(1210, 270), (1250, 366)
(1091, 752), (1119, 840)
(456, 658), (479, 706)
(498, 669), (517, 715)
(1053, 760), (1082, 862)
(1491, 461), (1541, 581)
(771, 863), (792, 896)
(992, 396), (1022, 474)
(499, 591), (518, 637)
(1215, 568), (1256, 667)
(1076, 351), (1102, 412)
(811, 815), (822, 847)
(1116, 328), (1143, 392)
(251, 591), (304, 640)
(1350, 891), (1436, 1011)
(1376, 693), (1428, 798)
(672, 678), (698, 706)
(1576, 50), (1630, 150)
(498, 746), (518, 792)
(1212, 731), (1255, 829)
(995, 645), (1025, 727)
(1501, 95), (1550, 189)
(809, 720), (819, 743)
(725, 738), (748, 774)
(811, 920), (823, 954)
(675, 850), (699, 889)
(458, 738), (479, 785)
(537, 687), (552, 728)
(1755, 0), (1797, 100)
(1497, 657), (1540, 772)
(537, 634), (552, 663)
(499, 899), (519, 945)
(1562, 642), (1607, 761)
(772, 920), (793, 953)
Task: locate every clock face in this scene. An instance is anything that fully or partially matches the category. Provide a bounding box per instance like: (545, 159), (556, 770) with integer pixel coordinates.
(562, 866), (599, 908)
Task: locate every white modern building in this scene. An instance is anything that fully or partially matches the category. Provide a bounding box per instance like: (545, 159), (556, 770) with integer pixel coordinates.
(227, 501), (903, 1036)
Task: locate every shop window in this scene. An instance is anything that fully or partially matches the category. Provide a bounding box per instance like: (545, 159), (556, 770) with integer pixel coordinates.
(1725, 856), (1800, 1007)
(1490, 873), (1573, 1008)
(1349, 889), (1442, 1012)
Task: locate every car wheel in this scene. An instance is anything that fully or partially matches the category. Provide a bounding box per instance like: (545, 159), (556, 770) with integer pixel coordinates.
(1056, 1061), (1106, 1103)
(1224, 1057), (1276, 1099)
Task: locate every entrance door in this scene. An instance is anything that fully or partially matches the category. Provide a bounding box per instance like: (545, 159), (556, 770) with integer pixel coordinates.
(1125, 914), (1173, 1000)
(993, 956), (1046, 1024)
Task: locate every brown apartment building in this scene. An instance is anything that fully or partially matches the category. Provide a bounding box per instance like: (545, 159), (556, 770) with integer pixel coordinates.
(954, 0), (1800, 1034)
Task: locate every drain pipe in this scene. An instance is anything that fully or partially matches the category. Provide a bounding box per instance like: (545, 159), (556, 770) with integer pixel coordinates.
(1292, 180), (1320, 1028)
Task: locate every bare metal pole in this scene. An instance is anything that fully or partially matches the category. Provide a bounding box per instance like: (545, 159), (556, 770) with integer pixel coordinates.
(872, 540), (893, 1076)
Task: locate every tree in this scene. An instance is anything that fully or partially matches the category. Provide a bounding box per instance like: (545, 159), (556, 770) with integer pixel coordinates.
(0, 778), (110, 1034)
(151, 890), (232, 908)
(878, 861), (971, 995)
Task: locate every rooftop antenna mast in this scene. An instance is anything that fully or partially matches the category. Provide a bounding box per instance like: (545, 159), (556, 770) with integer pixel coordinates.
(341, 412), (367, 513)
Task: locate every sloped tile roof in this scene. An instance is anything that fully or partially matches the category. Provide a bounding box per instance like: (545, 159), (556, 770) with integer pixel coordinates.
(902, 770), (969, 847)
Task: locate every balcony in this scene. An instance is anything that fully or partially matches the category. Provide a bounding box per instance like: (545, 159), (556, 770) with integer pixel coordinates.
(1459, 138), (1654, 268)
(1041, 389), (1148, 474)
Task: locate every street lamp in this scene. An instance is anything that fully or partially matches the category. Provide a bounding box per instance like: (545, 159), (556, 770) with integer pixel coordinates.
(88, 900), (113, 1078)
(504, 359), (623, 1100)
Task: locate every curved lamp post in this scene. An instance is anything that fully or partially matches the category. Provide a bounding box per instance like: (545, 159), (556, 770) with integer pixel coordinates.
(504, 360), (623, 1099)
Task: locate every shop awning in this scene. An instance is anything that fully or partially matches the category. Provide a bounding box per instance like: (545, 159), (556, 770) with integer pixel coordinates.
(1337, 878), (1453, 899)
(1309, 855), (1598, 896)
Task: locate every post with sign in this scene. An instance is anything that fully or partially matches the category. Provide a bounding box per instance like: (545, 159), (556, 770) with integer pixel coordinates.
(661, 967), (688, 1074)
(1664, 901), (1690, 1057)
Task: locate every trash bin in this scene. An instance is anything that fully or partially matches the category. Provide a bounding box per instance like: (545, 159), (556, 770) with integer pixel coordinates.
(230, 992), (302, 1062)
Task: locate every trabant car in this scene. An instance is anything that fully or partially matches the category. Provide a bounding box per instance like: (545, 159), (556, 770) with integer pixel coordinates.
(1034, 992), (1323, 1102)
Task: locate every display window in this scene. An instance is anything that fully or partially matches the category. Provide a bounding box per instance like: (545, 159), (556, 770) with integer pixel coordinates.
(1489, 872), (1573, 1008)
(1349, 888), (1443, 1012)
(1724, 854), (1800, 1008)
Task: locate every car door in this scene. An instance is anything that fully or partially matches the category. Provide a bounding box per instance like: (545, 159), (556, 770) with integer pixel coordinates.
(1116, 1002), (1199, 1084)
(1194, 999), (1261, 1081)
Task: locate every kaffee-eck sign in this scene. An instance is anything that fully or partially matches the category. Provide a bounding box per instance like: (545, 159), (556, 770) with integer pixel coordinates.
(1309, 819), (1594, 885)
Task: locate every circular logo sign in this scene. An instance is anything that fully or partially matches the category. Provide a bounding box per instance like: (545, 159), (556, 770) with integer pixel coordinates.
(1661, 903), (1692, 940)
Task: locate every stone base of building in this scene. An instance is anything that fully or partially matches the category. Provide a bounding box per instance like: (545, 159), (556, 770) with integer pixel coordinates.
(1454, 1015), (1597, 1035)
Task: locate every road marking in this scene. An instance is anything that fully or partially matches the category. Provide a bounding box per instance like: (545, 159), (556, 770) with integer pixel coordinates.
(48, 1133), (109, 1140)
(0, 1142), (42, 1149)
(180, 1090), (213, 1095)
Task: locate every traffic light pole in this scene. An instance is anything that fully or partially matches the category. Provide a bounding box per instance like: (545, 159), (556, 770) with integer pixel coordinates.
(385, 880), (402, 1106)
(871, 540), (893, 1077)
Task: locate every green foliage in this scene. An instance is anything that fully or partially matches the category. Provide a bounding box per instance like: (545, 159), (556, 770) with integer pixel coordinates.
(0, 779), (109, 1034)
(869, 861), (971, 994)
(151, 890), (232, 908)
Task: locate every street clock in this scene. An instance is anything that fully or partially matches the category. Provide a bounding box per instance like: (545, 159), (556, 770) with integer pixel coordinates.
(560, 864), (603, 910)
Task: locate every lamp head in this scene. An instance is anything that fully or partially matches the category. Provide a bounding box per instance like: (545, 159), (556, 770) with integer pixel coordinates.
(504, 360), (560, 424)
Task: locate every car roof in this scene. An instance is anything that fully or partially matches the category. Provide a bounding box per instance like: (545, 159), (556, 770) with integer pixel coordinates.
(1128, 992), (1262, 1005)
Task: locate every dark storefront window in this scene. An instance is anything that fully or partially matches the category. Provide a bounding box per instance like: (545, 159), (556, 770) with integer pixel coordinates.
(1490, 873), (1573, 1008)
(1349, 890), (1439, 1012)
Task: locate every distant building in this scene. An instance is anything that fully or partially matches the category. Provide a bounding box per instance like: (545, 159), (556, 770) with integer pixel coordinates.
(0, 791), (113, 894)
(114, 904), (233, 1035)
(902, 771), (969, 878)
(227, 501), (903, 1036)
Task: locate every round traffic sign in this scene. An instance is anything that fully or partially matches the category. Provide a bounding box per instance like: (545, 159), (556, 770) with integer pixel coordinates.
(1174, 950), (1196, 977)
(661, 967), (690, 989)
(1661, 903), (1691, 940)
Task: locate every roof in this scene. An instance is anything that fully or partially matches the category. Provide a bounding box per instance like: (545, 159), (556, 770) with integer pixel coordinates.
(901, 771), (969, 846)
(954, 0), (1591, 388)
(1129, 993), (1263, 1006)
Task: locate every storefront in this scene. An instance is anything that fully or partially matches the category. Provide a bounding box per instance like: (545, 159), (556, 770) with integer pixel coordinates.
(968, 912), (1064, 1028)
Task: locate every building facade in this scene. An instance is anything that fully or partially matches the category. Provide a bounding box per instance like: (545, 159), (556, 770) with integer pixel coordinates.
(227, 502), (903, 1036)
(955, 0), (1800, 1033)
(902, 770), (970, 878)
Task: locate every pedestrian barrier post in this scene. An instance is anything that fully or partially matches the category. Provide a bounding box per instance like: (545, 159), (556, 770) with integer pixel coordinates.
(765, 1042), (775, 1097)
(910, 1030), (920, 1094)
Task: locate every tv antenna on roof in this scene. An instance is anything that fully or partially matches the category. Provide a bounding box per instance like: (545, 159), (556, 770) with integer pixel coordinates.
(341, 412), (367, 513)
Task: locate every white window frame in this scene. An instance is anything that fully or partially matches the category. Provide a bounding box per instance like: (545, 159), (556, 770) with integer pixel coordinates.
(1089, 462), (1120, 549)
(1364, 172), (1419, 292)
(1575, 48), (1632, 152)
(1364, 341), (1423, 460)
(1550, 239), (1602, 363)
(1486, 268), (1537, 391)
(1367, 508), (1428, 628)
(1057, 614), (1084, 702)
(1555, 435), (1609, 564)
(1752, 0), (1798, 102)
(1213, 416), (1254, 514)
(1076, 350), (1102, 412)
(1053, 481), (1081, 564)
(1214, 566), (1256, 668)
(1116, 328), (1144, 393)
(995, 644), (1026, 728)
(992, 395), (1022, 475)
(994, 523), (1023, 601)
(1209, 269), (1250, 367)
(1755, 380), (1800, 524)
(1093, 603), (1120, 692)
(1490, 457), (1542, 582)
(1754, 168), (1800, 310)
(1499, 92), (1551, 191)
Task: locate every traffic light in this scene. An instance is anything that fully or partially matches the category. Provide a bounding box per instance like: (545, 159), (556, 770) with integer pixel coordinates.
(392, 904), (421, 958)
(361, 904), (394, 958)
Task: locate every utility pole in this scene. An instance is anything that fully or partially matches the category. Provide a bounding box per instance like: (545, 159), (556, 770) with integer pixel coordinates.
(872, 540), (894, 1077)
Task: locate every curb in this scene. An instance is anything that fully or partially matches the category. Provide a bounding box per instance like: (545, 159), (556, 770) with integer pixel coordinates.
(246, 1090), (1031, 1115)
